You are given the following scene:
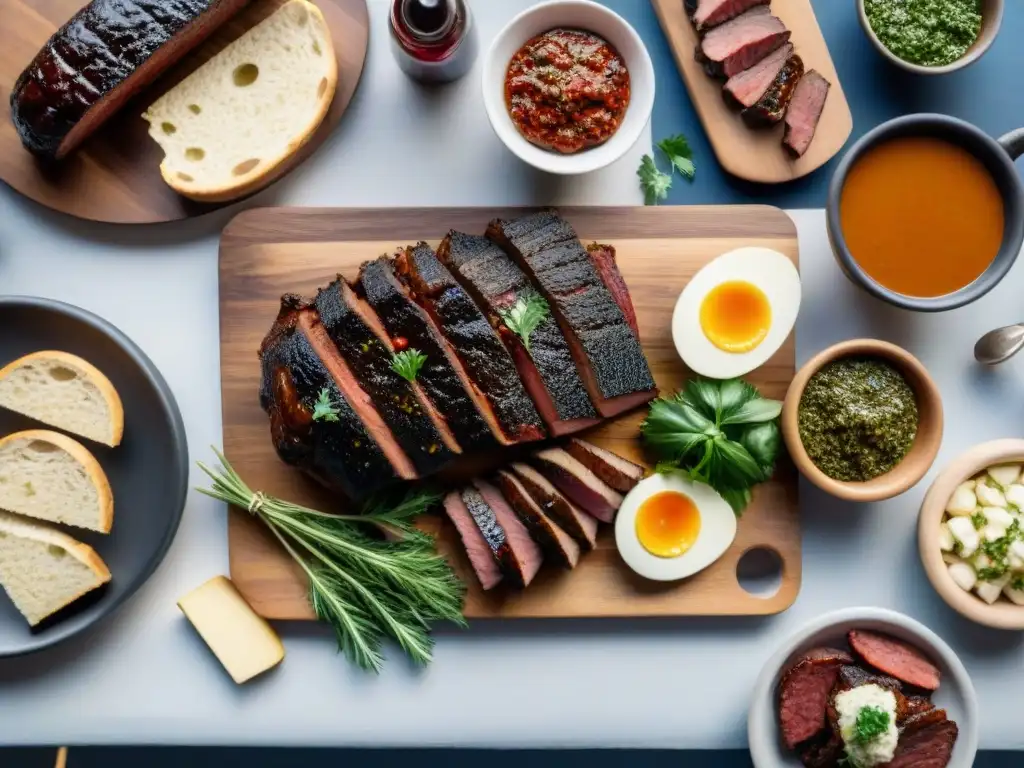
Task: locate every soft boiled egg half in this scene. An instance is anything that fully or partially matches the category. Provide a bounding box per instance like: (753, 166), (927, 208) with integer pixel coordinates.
(672, 247), (801, 380)
(615, 473), (738, 581)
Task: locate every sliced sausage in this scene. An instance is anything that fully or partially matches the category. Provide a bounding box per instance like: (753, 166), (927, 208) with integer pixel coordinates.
(848, 630), (942, 691)
(778, 647), (854, 749)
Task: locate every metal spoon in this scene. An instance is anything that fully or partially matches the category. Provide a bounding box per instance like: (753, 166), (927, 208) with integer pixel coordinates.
(975, 323), (1024, 365)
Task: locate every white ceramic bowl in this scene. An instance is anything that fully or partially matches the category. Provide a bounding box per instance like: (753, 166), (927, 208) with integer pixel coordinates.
(748, 607), (979, 768)
(482, 0), (655, 176)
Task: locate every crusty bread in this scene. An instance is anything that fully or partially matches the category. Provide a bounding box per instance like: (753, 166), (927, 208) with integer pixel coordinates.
(142, 0), (338, 203)
(0, 510), (111, 626)
(0, 430), (114, 533)
(0, 351), (124, 447)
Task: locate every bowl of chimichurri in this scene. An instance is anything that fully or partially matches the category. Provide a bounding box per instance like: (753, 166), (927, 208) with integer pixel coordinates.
(782, 339), (944, 502)
(858, 0), (1003, 75)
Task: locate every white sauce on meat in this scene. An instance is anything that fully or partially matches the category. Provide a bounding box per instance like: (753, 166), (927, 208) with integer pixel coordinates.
(834, 684), (899, 767)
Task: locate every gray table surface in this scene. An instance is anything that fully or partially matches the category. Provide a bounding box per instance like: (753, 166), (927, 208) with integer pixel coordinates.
(1, 0), (1023, 751)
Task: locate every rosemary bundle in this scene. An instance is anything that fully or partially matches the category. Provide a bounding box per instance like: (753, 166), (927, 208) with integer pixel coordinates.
(197, 449), (466, 673)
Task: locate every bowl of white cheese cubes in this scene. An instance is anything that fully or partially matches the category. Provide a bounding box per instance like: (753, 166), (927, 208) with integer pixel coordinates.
(919, 439), (1024, 629)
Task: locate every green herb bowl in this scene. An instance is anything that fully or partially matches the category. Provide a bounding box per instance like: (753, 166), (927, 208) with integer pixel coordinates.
(781, 339), (944, 503)
(857, 0), (1004, 75)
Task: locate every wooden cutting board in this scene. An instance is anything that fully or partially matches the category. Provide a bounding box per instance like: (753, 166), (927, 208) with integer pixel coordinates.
(219, 206), (802, 620)
(0, 0), (368, 224)
(650, 0), (853, 183)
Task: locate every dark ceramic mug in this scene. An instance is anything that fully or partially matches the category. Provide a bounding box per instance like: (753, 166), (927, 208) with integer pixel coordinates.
(827, 114), (1024, 312)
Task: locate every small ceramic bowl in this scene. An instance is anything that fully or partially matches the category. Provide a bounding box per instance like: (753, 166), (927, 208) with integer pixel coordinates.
(748, 607), (979, 768)
(857, 0), (1004, 75)
(781, 339), (944, 502)
(919, 439), (1024, 630)
(481, 0), (655, 176)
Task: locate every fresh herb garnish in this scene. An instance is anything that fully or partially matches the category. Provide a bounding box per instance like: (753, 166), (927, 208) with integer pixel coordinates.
(641, 379), (782, 514)
(971, 511), (987, 530)
(1012, 575), (1024, 592)
(197, 449), (466, 673)
(638, 133), (697, 205)
(978, 564), (1010, 582)
(853, 705), (891, 744)
(312, 388), (341, 422)
(391, 349), (428, 383)
(981, 519), (1021, 561)
(499, 292), (550, 353)
(658, 134), (696, 180)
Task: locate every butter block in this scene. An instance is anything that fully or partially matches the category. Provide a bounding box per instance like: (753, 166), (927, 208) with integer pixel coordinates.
(178, 576), (284, 684)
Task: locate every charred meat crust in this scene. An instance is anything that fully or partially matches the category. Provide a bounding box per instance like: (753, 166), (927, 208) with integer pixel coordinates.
(460, 486), (530, 588)
(510, 462), (598, 550)
(585, 243), (640, 338)
(473, 479), (543, 587)
(443, 490), (503, 590)
(495, 469), (580, 570)
(742, 54), (804, 128)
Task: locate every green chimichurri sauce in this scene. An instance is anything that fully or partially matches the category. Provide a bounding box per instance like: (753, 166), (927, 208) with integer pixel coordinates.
(798, 357), (919, 482)
(864, 0), (983, 68)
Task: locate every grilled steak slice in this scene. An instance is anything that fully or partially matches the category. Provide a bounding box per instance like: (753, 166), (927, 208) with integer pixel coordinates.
(742, 54), (804, 128)
(691, 0), (771, 31)
(314, 279), (459, 476)
(784, 70), (831, 158)
(496, 469), (581, 570)
(697, 6), (790, 79)
(443, 490), (503, 590)
(778, 647), (854, 750)
(474, 479), (543, 587)
(397, 243), (546, 444)
(848, 630), (941, 691)
(883, 713), (958, 768)
(11, 0), (250, 160)
(258, 298), (400, 500)
(585, 243), (639, 338)
(724, 43), (794, 109)
(511, 462), (598, 550)
(458, 486), (532, 588)
(564, 438), (645, 493)
(358, 256), (499, 451)
(902, 696), (936, 725)
(438, 231), (599, 436)
(532, 447), (624, 523)
(487, 212), (657, 419)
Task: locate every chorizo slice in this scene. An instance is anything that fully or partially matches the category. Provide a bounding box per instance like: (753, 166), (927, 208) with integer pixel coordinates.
(848, 630), (942, 691)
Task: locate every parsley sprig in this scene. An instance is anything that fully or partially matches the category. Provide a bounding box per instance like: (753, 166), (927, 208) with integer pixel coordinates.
(853, 705), (890, 744)
(499, 291), (550, 353)
(312, 388), (341, 422)
(638, 134), (696, 205)
(391, 349), (428, 383)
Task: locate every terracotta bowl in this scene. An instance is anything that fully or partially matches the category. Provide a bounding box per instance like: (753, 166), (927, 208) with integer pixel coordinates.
(781, 339), (944, 502)
(919, 439), (1024, 630)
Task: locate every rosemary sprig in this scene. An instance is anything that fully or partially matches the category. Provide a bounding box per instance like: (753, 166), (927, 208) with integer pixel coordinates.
(196, 449), (466, 673)
(391, 349), (428, 383)
(312, 388), (340, 422)
(499, 291), (550, 353)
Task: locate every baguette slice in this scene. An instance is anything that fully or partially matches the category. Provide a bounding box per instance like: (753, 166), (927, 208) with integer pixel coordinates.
(0, 511), (111, 626)
(0, 430), (114, 533)
(0, 352), (124, 447)
(142, 0), (338, 203)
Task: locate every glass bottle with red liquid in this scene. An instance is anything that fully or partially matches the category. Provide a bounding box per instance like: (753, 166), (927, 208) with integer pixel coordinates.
(389, 0), (477, 84)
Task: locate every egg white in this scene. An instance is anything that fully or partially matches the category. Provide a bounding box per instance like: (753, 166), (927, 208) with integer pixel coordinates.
(672, 247), (801, 380)
(614, 473), (738, 582)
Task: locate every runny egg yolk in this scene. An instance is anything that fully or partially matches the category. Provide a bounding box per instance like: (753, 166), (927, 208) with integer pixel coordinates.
(699, 281), (772, 353)
(635, 491), (702, 559)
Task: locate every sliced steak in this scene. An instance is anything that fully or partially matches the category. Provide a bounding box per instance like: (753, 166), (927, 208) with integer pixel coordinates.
(11, 0), (250, 160)
(723, 43), (794, 109)
(697, 6), (790, 79)
(692, 0), (771, 31)
(474, 479), (544, 586)
(778, 647), (854, 750)
(784, 70), (831, 158)
(461, 485), (534, 588)
(532, 447), (623, 523)
(487, 211), (657, 419)
(438, 231), (599, 437)
(443, 491), (503, 590)
(511, 462), (599, 550)
(358, 256), (500, 451)
(848, 630), (942, 691)
(742, 54), (804, 128)
(397, 243), (546, 444)
(314, 279), (459, 476)
(495, 469), (581, 570)
(259, 298), (400, 501)
(883, 714), (958, 768)
(585, 243), (639, 338)
(564, 437), (645, 494)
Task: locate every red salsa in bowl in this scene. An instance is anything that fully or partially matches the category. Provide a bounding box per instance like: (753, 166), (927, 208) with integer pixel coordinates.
(504, 28), (631, 155)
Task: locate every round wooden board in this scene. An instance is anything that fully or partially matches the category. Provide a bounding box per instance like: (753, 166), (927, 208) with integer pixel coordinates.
(0, 0), (369, 224)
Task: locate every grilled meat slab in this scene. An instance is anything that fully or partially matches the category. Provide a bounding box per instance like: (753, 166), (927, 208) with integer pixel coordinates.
(697, 6), (790, 79)
(784, 70), (831, 158)
(487, 211), (657, 419)
(723, 43), (794, 110)
(358, 256), (499, 452)
(742, 54), (804, 128)
(11, 0), (250, 160)
(496, 469), (581, 570)
(438, 231), (599, 436)
(397, 243), (546, 444)
(585, 243), (640, 338)
(510, 462), (598, 550)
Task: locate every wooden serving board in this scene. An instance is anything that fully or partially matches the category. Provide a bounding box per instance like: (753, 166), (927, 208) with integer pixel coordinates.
(219, 206), (802, 620)
(650, 0), (853, 184)
(0, 0), (368, 224)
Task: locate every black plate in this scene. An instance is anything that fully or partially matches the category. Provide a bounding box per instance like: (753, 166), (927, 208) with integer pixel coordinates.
(0, 297), (188, 657)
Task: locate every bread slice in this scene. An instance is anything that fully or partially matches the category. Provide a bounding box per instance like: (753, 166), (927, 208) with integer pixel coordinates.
(0, 511), (111, 626)
(142, 0), (338, 203)
(0, 430), (114, 533)
(0, 351), (124, 447)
